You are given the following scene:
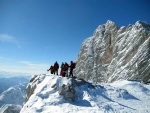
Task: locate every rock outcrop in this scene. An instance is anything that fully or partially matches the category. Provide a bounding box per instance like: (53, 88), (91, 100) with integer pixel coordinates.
(59, 83), (76, 101)
(25, 75), (42, 103)
(74, 20), (150, 84)
(58, 78), (93, 101)
(25, 75), (93, 102)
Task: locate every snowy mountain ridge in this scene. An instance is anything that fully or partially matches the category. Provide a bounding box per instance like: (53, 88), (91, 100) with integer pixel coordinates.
(0, 72), (31, 113)
(0, 86), (25, 113)
(74, 20), (150, 83)
(20, 74), (150, 113)
(0, 86), (25, 107)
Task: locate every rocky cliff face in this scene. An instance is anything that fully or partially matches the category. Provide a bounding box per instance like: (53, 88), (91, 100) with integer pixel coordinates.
(74, 20), (150, 84)
(25, 75), (41, 103)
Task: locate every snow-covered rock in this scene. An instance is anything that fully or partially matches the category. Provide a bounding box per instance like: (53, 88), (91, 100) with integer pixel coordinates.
(74, 20), (150, 83)
(0, 104), (22, 113)
(20, 74), (150, 113)
(25, 75), (41, 103)
(59, 83), (76, 101)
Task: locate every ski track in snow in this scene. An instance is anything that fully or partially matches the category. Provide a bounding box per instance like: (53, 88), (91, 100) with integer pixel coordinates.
(20, 74), (150, 113)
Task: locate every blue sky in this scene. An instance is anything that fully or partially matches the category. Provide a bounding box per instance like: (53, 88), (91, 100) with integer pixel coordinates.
(0, 0), (150, 74)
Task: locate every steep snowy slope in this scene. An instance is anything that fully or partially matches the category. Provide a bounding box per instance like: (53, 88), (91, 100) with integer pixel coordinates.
(74, 20), (150, 83)
(20, 74), (150, 113)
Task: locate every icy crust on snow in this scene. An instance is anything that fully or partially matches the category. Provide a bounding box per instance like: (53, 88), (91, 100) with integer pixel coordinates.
(74, 20), (150, 83)
(20, 74), (150, 113)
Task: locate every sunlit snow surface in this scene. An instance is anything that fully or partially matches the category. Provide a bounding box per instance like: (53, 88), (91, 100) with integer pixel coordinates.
(20, 74), (150, 113)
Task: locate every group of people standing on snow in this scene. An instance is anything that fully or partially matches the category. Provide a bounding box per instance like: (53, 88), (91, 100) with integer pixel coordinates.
(47, 61), (76, 77)
(47, 61), (59, 75)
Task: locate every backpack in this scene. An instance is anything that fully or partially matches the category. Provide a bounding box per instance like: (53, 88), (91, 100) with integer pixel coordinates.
(54, 63), (59, 69)
(71, 62), (76, 69)
(73, 63), (76, 69)
(64, 63), (69, 70)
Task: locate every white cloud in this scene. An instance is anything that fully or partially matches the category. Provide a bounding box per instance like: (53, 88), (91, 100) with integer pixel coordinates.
(0, 58), (50, 74)
(0, 60), (50, 75)
(19, 61), (49, 74)
(0, 56), (12, 60)
(0, 34), (21, 48)
(0, 56), (6, 59)
(20, 61), (49, 67)
(0, 34), (17, 42)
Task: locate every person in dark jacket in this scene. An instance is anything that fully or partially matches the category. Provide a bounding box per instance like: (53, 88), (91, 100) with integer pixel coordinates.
(69, 61), (75, 77)
(54, 61), (59, 75)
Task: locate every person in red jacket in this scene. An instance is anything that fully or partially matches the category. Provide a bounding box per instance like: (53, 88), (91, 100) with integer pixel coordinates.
(69, 61), (76, 77)
(60, 62), (65, 77)
(54, 61), (59, 75)
(64, 62), (69, 77)
(47, 65), (55, 74)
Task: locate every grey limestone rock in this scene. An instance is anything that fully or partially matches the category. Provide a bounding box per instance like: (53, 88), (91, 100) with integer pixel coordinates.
(25, 75), (41, 103)
(74, 20), (150, 84)
(59, 83), (76, 101)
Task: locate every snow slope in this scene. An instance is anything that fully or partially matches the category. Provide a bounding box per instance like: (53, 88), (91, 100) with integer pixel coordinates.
(20, 74), (150, 113)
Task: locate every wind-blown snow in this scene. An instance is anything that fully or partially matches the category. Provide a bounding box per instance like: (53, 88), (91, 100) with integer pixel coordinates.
(20, 74), (150, 113)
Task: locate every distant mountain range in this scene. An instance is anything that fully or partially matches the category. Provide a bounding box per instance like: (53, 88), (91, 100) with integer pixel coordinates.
(0, 71), (31, 78)
(0, 71), (31, 94)
(0, 86), (25, 107)
(0, 71), (31, 112)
